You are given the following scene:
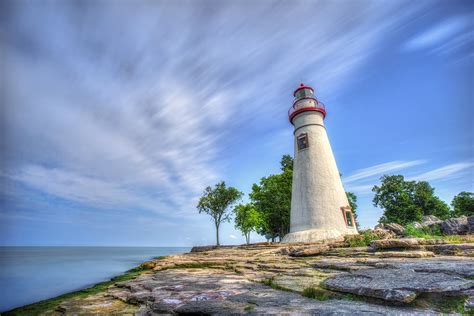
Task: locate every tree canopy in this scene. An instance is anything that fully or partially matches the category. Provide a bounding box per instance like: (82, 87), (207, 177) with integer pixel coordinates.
(233, 203), (262, 244)
(451, 192), (474, 217)
(197, 181), (242, 246)
(250, 155), (292, 241)
(372, 175), (450, 225)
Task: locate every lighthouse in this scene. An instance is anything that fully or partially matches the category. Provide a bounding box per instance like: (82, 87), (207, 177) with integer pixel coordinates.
(282, 84), (358, 243)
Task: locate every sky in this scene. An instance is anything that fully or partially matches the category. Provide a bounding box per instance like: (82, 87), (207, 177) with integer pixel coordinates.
(1, 0), (473, 246)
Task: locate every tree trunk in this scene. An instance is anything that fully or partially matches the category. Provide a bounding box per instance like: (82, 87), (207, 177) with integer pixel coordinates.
(215, 223), (220, 246)
(246, 233), (250, 245)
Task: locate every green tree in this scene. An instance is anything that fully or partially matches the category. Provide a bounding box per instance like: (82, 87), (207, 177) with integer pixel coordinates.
(250, 155), (292, 241)
(197, 181), (243, 246)
(346, 192), (359, 228)
(451, 192), (474, 217)
(233, 204), (262, 244)
(280, 154), (293, 171)
(372, 175), (450, 225)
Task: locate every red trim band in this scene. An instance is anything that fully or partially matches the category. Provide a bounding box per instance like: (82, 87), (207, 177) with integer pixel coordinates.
(289, 107), (326, 123)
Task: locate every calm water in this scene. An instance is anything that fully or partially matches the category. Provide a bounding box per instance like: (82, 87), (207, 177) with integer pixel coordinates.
(0, 246), (190, 312)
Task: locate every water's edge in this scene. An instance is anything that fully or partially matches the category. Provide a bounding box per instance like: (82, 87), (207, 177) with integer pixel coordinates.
(1, 247), (191, 314)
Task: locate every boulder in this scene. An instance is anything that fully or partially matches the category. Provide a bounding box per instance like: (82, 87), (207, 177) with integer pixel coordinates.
(468, 216), (474, 233)
(383, 223), (405, 235)
(371, 228), (396, 239)
(374, 223), (384, 230)
(323, 268), (473, 303)
(421, 215), (442, 227)
(370, 238), (422, 250)
(412, 222), (423, 229)
(441, 216), (469, 235)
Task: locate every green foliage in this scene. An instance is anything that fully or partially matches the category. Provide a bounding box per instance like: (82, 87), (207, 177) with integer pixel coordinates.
(301, 287), (331, 301)
(250, 155), (292, 241)
(280, 154), (293, 171)
(344, 229), (382, 247)
(233, 203), (262, 244)
(373, 175), (451, 225)
(404, 223), (442, 239)
(451, 191), (474, 217)
(197, 181), (243, 246)
(346, 192), (359, 228)
(404, 224), (469, 243)
(260, 277), (291, 291)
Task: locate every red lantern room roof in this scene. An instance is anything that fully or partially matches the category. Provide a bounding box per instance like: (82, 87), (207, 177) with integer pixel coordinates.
(293, 83), (314, 97)
(289, 83), (326, 124)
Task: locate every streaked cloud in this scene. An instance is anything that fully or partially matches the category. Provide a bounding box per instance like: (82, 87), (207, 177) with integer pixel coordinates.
(403, 15), (472, 55)
(344, 161), (473, 195)
(408, 162), (474, 182)
(2, 1), (429, 219)
(343, 160), (426, 183)
(343, 184), (374, 195)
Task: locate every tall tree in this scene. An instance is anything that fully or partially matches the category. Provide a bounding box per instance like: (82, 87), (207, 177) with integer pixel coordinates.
(452, 192), (474, 217)
(233, 204), (262, 244)
(346, 192), (359, 228)
(197, 181), (243, 246)
(250, 155), (292, 241)
(372, 175), (450, 225)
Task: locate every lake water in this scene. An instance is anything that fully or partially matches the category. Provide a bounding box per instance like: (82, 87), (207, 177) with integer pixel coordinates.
(0, 246), (190, 312)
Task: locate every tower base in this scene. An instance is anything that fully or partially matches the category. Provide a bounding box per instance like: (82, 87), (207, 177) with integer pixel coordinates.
(282, 228), (357, 243)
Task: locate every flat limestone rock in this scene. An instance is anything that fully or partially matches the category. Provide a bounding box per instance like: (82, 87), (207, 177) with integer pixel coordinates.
(425, 243), (474, 256)
(370, 238), (423, 250)
(324, 267), (473, 303)
(374, 251), (435, 258)
(51, 293), (138, 315)
(108, 268), (434, 314)
(288, 245), (332, 257)
(372, 257), (474, 278)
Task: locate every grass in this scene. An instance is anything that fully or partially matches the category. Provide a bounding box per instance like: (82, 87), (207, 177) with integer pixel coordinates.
(411, 293), (470, 314)
(404, 224), (473, 243)
(3, 265), (152, 316)
(404, 224), (442, 239)
(344, 230), (383, 247)
(301, 287), (331, 301)
(260, 278), (292, 292)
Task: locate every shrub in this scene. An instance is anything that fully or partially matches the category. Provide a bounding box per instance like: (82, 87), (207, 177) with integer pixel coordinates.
(345, 230), (382, 247)
(404, 223), (442, 239)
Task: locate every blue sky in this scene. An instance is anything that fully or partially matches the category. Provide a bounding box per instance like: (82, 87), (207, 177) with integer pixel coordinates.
(1, 0), (473, 246)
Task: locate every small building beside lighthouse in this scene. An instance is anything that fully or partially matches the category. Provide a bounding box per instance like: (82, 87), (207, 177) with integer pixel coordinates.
(283, 84), (358, 243)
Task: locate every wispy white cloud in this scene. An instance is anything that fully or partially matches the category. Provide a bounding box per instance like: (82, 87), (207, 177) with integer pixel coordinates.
(344, 161), (473, 195)
(403, 15), (472, 55)
(343, 160), (426, 183)
(407, 162), (474, 182)
(344, 184), (374, 195)
(1, 1), (432, 227)
(229, 234), (237, 239)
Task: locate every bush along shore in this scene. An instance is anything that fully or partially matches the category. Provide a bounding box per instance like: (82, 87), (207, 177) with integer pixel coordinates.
(4, 222), (474, 315)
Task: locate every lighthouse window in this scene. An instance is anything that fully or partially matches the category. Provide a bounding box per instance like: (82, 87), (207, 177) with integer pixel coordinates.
(297, 133), (309, 151)
(345, 210), (354, 227)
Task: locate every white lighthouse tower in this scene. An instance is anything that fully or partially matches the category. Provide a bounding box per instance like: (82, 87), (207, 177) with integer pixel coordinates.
(283, 84), (358, 243)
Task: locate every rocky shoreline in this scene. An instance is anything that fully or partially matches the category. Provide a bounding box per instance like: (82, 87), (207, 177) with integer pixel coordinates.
(4, 236), (474, 315)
